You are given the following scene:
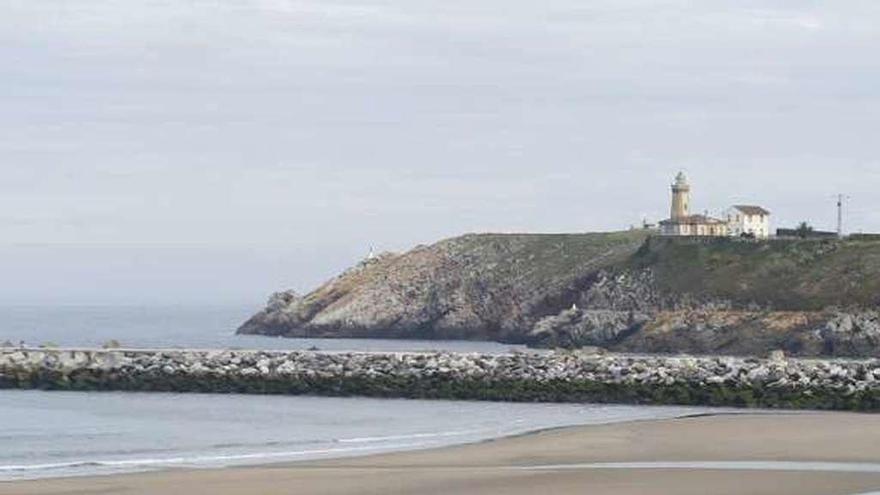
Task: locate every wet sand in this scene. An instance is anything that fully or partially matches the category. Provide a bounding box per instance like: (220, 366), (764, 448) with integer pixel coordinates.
(5, 413), (880, 495)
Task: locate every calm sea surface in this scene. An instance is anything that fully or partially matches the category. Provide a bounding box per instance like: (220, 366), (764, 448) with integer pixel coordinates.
(0, 304), (520, 353)
(0, 305), (716, 481)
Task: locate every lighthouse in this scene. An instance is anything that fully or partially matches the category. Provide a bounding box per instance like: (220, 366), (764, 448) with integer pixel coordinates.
(670, 171), (690, 221)
(660, 172), (728, 236)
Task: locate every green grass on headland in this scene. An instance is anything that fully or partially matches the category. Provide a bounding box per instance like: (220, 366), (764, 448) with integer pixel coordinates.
(630, 236), (880, 310)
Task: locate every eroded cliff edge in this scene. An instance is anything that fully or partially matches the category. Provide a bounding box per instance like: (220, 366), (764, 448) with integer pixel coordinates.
(238, 232), (880, 357)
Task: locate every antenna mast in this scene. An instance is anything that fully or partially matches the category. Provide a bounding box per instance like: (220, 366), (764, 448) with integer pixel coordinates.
(837, 194), (844, 238)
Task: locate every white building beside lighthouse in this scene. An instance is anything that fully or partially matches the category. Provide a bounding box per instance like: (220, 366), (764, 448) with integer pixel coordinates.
(659, 172), (729, 237)
(726, 205), (771, 238)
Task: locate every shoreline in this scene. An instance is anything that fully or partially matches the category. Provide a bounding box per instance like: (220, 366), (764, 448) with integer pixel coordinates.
(5, 412), (880, 495)
(0, 392), (716, 483)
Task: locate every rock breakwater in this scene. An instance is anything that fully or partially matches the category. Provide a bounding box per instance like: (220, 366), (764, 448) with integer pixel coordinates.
(3, 349), (880, 410)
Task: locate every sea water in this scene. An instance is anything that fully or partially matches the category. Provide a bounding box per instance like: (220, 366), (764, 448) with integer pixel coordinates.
(0, 305), (521, 353)
(0, 305), (713, 481)
(0, 391), (708, 481)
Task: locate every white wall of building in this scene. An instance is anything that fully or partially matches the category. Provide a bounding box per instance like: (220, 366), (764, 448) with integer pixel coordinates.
(661, 220), (728, 237)
(726, 207), (770, 238)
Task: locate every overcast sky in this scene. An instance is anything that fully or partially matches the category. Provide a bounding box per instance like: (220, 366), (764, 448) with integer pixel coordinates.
(2, 0), (879, 305)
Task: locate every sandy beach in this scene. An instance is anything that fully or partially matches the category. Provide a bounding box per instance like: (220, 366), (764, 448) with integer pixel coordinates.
(4, 412), (880, 495)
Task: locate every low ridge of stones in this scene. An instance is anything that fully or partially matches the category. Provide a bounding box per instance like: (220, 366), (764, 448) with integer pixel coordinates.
(3, 348), (879, 411)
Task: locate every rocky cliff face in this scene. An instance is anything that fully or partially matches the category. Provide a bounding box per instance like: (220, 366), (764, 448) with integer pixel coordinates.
(238, 232), (650, 341)
(239, 233), (880, 358)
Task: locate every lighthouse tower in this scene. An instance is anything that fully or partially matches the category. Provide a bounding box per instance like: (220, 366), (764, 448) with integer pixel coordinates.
(670, 171), (690, 221)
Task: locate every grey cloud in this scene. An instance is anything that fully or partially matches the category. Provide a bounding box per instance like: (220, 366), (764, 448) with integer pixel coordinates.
(1, 0), (878, 304)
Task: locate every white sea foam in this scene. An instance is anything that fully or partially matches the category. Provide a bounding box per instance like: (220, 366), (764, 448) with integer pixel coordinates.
(0, 442), (425, 480)
(337, 428), (488, 444)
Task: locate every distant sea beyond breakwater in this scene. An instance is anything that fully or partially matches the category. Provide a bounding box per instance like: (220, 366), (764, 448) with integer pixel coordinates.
(2, 349), (880, 411)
